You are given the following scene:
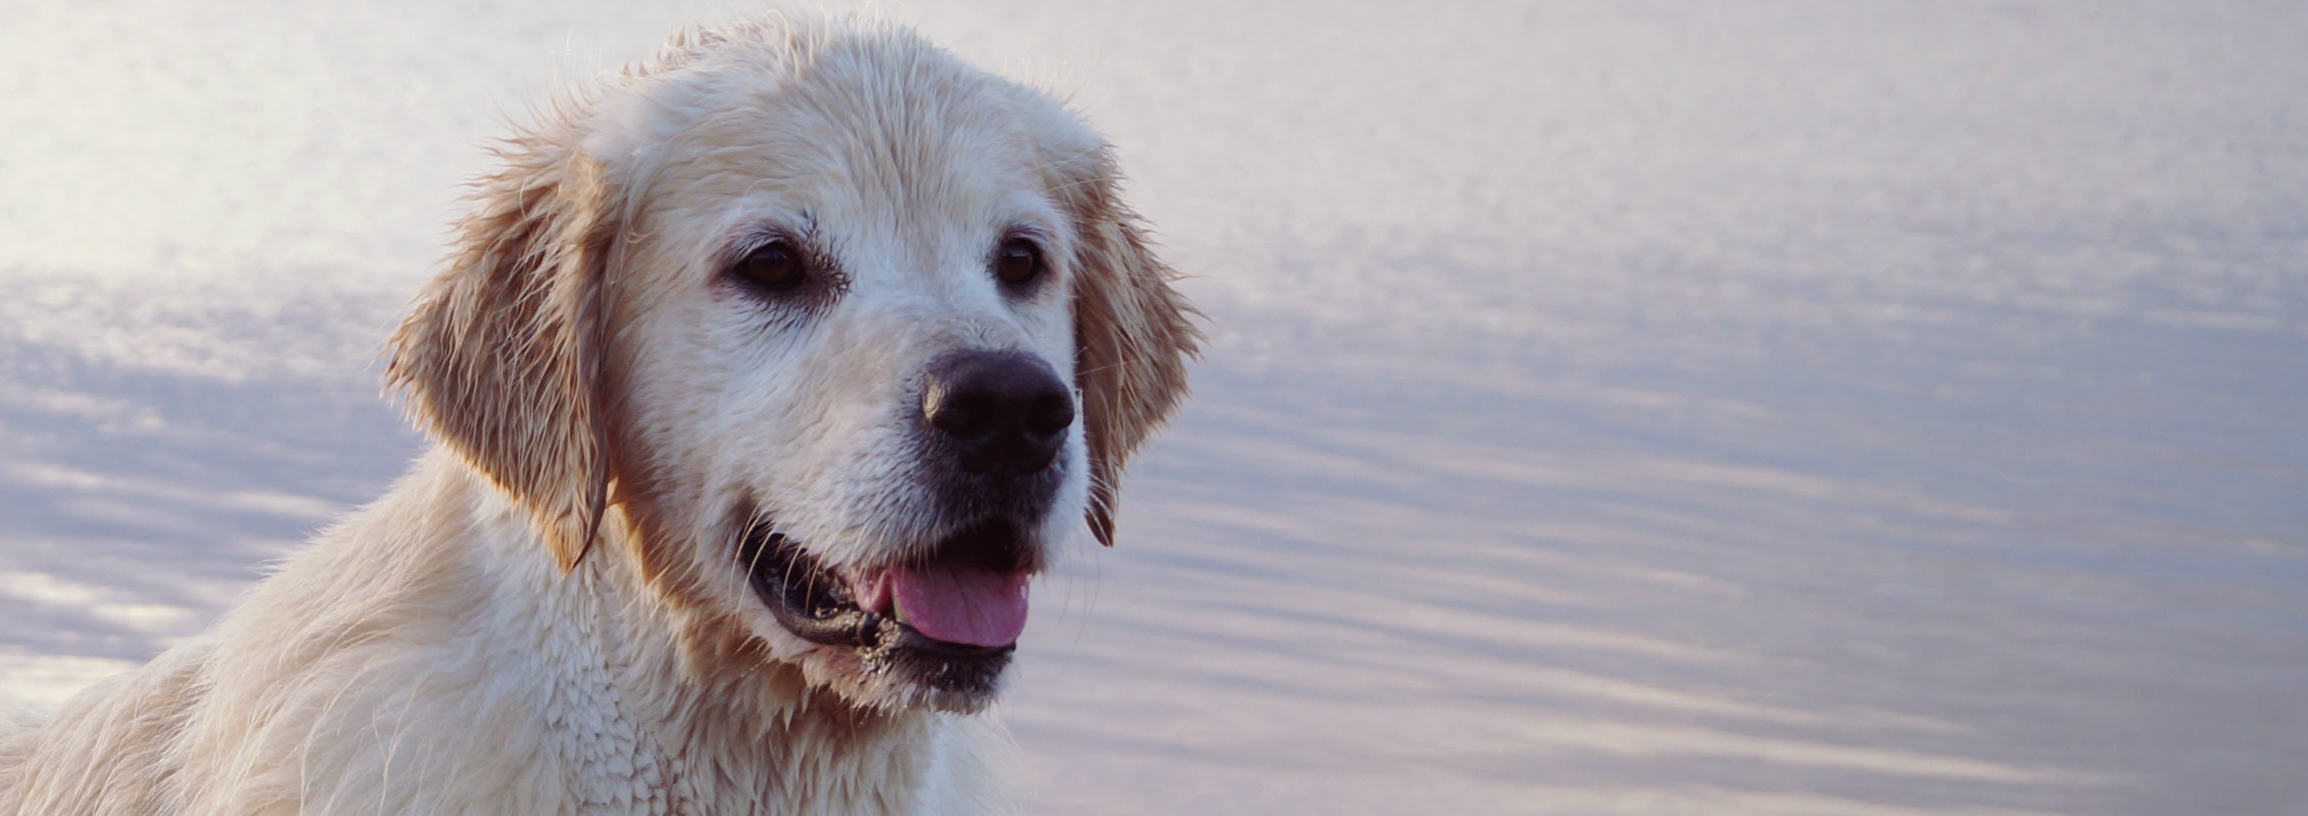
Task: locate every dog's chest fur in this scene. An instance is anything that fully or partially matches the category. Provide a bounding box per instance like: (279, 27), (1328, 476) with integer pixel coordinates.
(1, 454), (965, 816)
(317, 458), (948, 816)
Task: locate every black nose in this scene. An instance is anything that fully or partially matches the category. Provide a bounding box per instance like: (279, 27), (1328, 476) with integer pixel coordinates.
(921, 350), (1074, 476)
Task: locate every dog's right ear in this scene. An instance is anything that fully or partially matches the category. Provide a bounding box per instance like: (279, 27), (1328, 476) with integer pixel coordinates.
(385, 132), (621, 572)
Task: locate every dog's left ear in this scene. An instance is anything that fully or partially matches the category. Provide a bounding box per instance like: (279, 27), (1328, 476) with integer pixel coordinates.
(1054, 145), (1203, 547)
(385, 128), (623, 571)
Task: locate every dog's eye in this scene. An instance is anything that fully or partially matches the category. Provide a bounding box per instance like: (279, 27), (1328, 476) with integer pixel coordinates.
(734, 240), (808, 292)
(993, 238), (1044, 288)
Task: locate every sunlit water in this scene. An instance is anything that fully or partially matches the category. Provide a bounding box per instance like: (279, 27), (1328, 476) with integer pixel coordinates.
(3, 2), (2303, 813)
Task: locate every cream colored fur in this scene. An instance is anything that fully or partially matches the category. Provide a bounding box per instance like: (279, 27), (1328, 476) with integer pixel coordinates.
(0, 17), (1195, 815)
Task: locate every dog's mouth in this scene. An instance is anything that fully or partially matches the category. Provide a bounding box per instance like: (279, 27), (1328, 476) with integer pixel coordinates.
(736, 516), (1036, 701)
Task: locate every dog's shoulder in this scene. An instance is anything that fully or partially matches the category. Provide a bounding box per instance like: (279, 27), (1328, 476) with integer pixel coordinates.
(0, 454), (620, 814)
(0, 635), (211, 814)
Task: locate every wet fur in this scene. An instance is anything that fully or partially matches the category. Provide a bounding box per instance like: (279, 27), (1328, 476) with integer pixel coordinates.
(0, 17), (1195, 815)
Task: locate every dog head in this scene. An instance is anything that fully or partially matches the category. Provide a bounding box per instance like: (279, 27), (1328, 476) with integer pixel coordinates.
(384, 19), (1197, 713)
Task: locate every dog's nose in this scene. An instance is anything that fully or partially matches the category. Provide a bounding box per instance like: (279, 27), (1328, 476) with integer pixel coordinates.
(922, 350), (1074, 475)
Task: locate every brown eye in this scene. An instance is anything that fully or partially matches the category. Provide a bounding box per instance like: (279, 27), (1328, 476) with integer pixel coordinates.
(734, 240), (807, 292)
(993, 238), (1043, 288)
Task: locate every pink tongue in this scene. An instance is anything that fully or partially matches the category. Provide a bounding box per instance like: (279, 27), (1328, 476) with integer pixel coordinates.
(890, 564), (1030, 647)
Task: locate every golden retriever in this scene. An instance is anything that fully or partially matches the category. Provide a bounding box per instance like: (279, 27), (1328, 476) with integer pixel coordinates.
(0, 16), (1196, 815)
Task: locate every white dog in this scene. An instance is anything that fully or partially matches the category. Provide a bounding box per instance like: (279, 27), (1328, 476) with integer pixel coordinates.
(0, 17), (1196, 815)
